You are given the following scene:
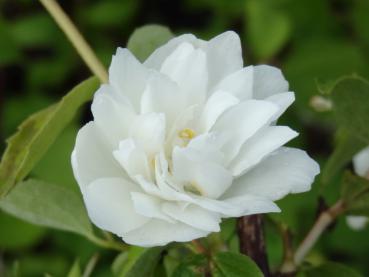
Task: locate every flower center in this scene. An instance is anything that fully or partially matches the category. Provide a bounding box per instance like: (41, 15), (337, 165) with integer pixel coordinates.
(178, 128), (196, 140)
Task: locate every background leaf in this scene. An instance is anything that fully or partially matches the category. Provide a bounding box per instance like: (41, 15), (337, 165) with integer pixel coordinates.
(341, 172), (369, 216)
(300, 261), (362, 277)
(127, 24), (174, 62)
(0, 77), (99, 198)
(212, 252), (263, 277)
(0, 179), (93, 238)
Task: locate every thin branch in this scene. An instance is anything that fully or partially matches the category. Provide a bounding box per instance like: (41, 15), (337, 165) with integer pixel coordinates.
(294, 200), (345, 265)
(39, 0), (108, 83)
(237, 215), (270, 276)
(278, 224), (296, 275)
(83, 253), (99, 277)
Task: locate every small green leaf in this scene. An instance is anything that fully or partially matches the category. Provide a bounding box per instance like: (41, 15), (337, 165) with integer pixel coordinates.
(301, 261), (362, 277)
(245, 0), (291, 61)
(0, 77), (99, 198)
(0, 179), (93, 238)
(127, 24), (174, 62)
(330, 76), (369, 144)
(113, 246), (164, 277)
(212, 252), (263, 277)
(171, 254), (206, 277)
(341, 172), (369, 216)
(67, 260), (81, 277)
(322, 128), (366, 184)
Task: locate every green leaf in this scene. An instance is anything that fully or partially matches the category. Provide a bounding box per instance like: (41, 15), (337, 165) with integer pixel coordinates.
(171, 254), (206, 277)
(301, 261), (362, 277)
(0, 179), (93, 238)
(341, 171), (369, 216)
(113, 246), (164, 277)
(67, 260), (81, 277)
(330, 76), (369, 144)
(127, 24), (174, 62)
(212, 252), (263, 277)
(322, 128), (366, 184)
(245, 0), (291, 61)
(0, 77), (99, 198)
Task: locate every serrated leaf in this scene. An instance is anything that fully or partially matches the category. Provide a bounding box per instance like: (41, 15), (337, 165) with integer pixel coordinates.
(212, 252), (263, 277)
(0, 179), (93, 238)
(330, 76), (369, 144)
(322, 128), (366, 184)
(0, 77), (99, 198)
(127, 24), (173, 62)
(341, 172), (369, 216)
(113, 246), (164, 277)
(301, 261), (362, 277)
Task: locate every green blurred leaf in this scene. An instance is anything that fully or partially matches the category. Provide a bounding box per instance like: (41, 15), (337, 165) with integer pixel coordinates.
(113, 246), (164, 277)
(171, 254), (206, 277)
(0, 179), (93, 237)
(322, 128), (366, 184)
(127, 24), (174, 62)
(212, 252), (263, 277)
(330, 76), (369, 144)
(301, 261), (362, 277)
(67, 260), (81, 277)
(245, 0), (291, 61)
(0, 77), (99, 198)
(0, 19), (21, 65)
(341, 172), (369, 216)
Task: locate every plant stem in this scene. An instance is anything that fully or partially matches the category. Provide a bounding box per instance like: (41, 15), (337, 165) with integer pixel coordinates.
(237, 215), (270, 277)
(278, 224), (296, 275)
(87, 235), (127, 251)
(83, 253), (99, 277)
(39, 0), (108, 83)
(294, 200), (345, 265)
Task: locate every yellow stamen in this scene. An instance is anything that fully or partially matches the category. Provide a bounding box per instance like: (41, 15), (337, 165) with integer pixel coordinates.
(178, 128), (196, 140)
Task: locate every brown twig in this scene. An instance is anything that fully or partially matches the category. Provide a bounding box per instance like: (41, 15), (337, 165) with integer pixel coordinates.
(237, 215), (270, 276)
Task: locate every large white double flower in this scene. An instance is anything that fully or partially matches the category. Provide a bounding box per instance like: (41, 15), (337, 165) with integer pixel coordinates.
(72, 31), (320, 247)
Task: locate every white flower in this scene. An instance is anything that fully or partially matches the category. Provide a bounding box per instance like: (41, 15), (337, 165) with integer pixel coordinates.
(71, 31), (320, 247)
(346, 147), (369, 231)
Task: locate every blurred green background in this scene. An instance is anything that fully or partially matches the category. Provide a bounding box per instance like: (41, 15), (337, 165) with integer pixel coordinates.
(1, 0), (369, 276)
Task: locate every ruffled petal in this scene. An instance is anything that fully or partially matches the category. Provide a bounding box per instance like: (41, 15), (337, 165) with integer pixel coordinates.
(253, 65), (289, 99)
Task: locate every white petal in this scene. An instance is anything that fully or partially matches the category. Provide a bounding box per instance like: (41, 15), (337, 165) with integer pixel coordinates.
(161, 42), (208, 106)
(122, 219), (208, 247)
(172, 146), (233, 199)
(353, 146), (369, 178)
(83, 177), (149, 235)
(213, 66), (253, 100)
(346, 216), (368, 231)
(162, 203), (221, 232)
(141, 73), (186, 128)
(253, 65), (289, 99)
(91, 85), (135, 148)
(265, 92), (295, 121)
(230, 126), (298, 176)
(131, 192), (174, 222)
(205, 31), (243, 88)
(113, 139), (152, 181)
(71, 122), (126, 190)
(144, 34), (198, 69)
(224, 147), (320, 201)
(129, 113), (166, 157)
(109, 48), (149, 111)
(198, 90), (240, 132)
(212, 100), (279, 163)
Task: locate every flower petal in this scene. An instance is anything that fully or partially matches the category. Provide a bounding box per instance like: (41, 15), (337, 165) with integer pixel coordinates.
(123, 219), (208, 247)
(144, 34), (198, 69)
(230, 126), (298, 176)
(109, 48), (149, 111)
(205, 31), (243, 88)
(162, 202), (221, 232)
(72, 122), (126, 190)
(265, 92), (295, 121)
(160, 42), (208, 106)
(353, 146), (369, 177)
(83, 177), (149, 235)
(212, 100), (279, 164)
(213, 66), (254, 100)
(253, 65), (289, 99)
(224, 147), (320, 201)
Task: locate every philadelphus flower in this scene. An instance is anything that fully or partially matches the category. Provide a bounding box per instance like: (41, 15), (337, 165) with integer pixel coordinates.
(72, 31), (320, 247)
(346, 147), (369, 230)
